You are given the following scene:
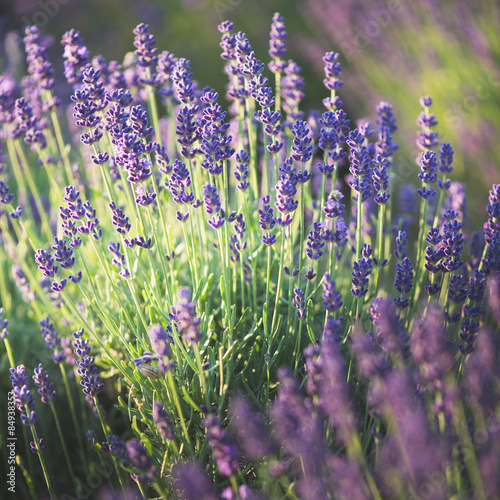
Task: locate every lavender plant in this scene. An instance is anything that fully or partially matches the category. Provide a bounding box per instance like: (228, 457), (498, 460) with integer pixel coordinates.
(0, 13), (499, 500)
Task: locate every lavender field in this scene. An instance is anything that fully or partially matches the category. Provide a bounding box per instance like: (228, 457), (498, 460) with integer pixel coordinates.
(1, 4), (500, 500)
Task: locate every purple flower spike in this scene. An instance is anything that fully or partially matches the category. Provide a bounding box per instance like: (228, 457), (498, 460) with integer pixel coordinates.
(0, 308), (9, 339)
(33, 363), (56, 404)
(125, 438), (156, 482)
(171, 287), (203, 344)
(10, 365), (37, 426)
(72, 328), (104, 397)
(322, 273), (343, 313)
(293, 288), (305, 319)
(61, 29), (89, 85)
(204, 414), (240, 477)
(153, 402), (174, 440)
(269, 13), (287, 73)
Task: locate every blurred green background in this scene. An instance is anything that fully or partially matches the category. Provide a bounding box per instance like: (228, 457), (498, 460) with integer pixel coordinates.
(1, 0), (499, 224)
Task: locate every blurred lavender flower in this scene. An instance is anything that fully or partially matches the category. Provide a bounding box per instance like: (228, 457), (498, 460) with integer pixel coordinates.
(271, 368), (328, 498)
(372, 369), (449, 499)
(0, 308), (9, 339)
(12, 264), (35, 302)
(170, 287), (203, 343)
(152, 402), (174, 440)
(126, 438), (156, 482)
(369, 298), (409, 359)
(269, 13), (287, 74)
(411, 304), (453, 384)
(61, 29), (89, 85)
(229, 397), (273, 461)
(39, 317), (66, 363)
(23, 26), (55, 91)
(281, 60), (305, 125)
(483, 184), (500, 274)
(416, 95), (439, 150)
(203, 414), (240, 477)
(172, 462), (217, 500)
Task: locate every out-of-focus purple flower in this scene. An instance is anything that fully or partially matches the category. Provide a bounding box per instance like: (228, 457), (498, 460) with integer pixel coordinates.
(107, 435), (129, 467)
(370, 298), (410, 359)
(483, 184), (500, 275)
(152, 402), (174, 440)
(172, 462), (217, 500)
(281, 60), (305, 125)
(61, 29), (89, 85)
(12, 265), (35, 303)
(322, 52), (343, 111)
(270, 368), (327, 495)
(411, 304), (453, 383)
(487, 275), (500, 323)
(126, 438), (156, 482)
(204, 414), (240, 477)
(371, 369), (448, 499)
(39, 317), (66, 363)
(32, 363), (56, 404)
(10, 365), (37, 426)
(170, 287), (202, 344)
(416, 95), (439, 150)
(0, 308), (9, 339)
(269, 13), (287, 73)
(229, 397), (273, 461)
(23, 26), (55, 91)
